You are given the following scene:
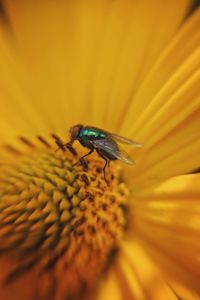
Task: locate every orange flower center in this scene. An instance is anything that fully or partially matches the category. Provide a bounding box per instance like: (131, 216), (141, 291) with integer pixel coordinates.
(0, 135), (129, 299)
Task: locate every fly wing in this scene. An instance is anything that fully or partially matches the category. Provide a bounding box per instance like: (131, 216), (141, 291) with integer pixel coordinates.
(91, 139), (135, 165)
(111, 133), (143, 147)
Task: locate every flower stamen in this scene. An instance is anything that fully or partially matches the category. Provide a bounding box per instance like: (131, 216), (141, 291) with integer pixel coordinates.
(0, 134), (130, 298)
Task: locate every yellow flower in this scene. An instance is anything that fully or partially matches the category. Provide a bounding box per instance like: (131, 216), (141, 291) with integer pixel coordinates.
(0, 0), (200, 299)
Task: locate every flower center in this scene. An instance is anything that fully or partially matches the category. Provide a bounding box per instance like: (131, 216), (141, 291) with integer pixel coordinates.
(0, 135), (129, 299)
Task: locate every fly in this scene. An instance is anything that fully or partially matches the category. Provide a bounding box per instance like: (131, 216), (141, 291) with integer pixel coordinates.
(55, 124), (142, 183)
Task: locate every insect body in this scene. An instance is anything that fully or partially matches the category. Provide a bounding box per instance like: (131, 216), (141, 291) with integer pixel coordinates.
(65, 124), (142, 183)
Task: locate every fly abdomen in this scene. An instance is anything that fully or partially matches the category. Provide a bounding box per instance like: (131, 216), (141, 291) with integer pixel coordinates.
(97, 148), (117, 161)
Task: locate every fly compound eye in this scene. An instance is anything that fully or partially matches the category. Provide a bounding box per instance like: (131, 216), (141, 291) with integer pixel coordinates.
(70, 124), (83, 140)
(69, 127), (74, 138)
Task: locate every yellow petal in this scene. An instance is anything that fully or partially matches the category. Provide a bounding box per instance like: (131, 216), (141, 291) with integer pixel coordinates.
(131, 174), (200, 294)
(0, 23), (48, 139)
(118, 8), (200, 188)
(104, 0), (193, 130)
(118, 240), (179, 300)
(127, 108), (200, 188)
(1, 0), (192, 136)
(97, 269), (123, 300)
(121, 7), (200, 136)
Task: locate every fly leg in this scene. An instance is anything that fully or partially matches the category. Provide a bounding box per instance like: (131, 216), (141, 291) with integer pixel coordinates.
(103, 159), (109, 184)
(96, 149), (110, 185)
(73, 148), (94, 169)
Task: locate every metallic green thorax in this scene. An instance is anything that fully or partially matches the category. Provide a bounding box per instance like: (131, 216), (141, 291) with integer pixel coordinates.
(76, 125), (119, 167)
(79, 127), (106, 139)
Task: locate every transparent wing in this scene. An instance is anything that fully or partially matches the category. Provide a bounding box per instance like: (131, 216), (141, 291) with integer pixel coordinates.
(91, 139), (135, 165)
(111, 133), (143, 147)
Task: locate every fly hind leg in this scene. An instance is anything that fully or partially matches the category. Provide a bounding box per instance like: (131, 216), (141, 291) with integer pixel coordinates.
(96, 149), (110, 185)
